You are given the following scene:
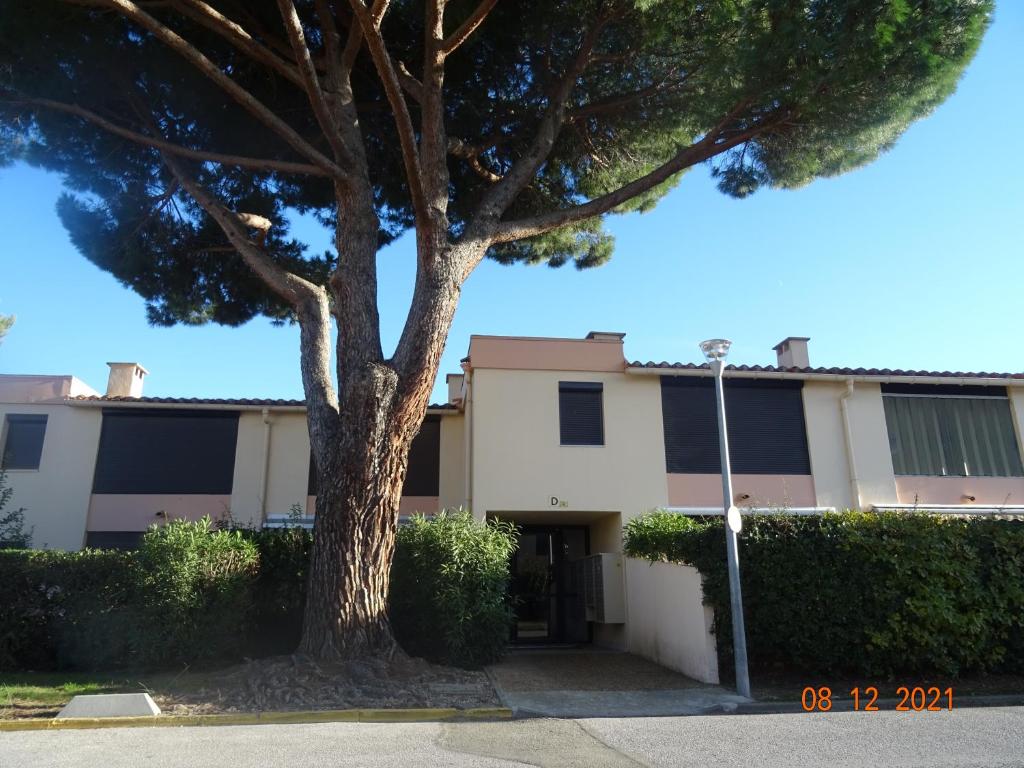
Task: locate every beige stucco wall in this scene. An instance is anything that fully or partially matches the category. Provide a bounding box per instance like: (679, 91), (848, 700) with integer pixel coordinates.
(439, 413), (466, 510)
(262, 412), (313, 518)
(0, 402), (102, 550)
(802, 381), (855, 510)
(0, 375), (98, 403)
(233, 410), (456, 526)
(624, 558), (719, 684)
(228, 411), (270, 526)
(801, 380), (900, 510)
(228, 410), (311, 526)
(1011, 390), (1024, 453)
(846, 383), (899, 506)
(469, 368), (668, 522)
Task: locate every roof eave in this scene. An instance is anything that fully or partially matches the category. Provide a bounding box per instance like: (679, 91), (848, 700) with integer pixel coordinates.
(624, 366), (1024, 387)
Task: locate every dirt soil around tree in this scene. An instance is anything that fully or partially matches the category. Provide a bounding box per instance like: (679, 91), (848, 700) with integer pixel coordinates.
(1, 655), (500, 719)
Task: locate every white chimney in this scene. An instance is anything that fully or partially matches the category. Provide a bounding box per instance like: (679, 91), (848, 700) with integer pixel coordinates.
(446, 373), (465, 405)
(106, 362), (149, 398)
(773, 337), (810, 369)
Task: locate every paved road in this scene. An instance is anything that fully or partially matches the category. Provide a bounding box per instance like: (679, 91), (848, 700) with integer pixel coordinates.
(3, 707), (1023, 767)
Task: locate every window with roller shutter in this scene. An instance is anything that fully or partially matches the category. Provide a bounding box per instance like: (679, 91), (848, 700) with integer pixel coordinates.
(559, 382), (604, 446)
(660, 377), (811, 474)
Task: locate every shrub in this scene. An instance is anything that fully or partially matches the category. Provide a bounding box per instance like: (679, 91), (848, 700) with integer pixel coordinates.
(0, 519), (258, 671)
(247, 516), (312, 656)
(0, 469), (32, 549)
(622, 510), (702, 564)
(0, 548), (134, 671)
(624, 510), (1024, 677)
(132, 518), (259, 666)
(390, 511), (517, 668)
(1, 512), (517, 671)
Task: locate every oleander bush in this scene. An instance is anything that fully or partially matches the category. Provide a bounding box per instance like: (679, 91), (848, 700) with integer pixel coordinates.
(0, 511), (516, 671)
(132, 518), (259, 666)
(624, 511), (1024, 677)
(390, 511), (518, 668)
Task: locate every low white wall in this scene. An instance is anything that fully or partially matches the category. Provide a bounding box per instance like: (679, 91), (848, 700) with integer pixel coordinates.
(625, 557), (719, 684)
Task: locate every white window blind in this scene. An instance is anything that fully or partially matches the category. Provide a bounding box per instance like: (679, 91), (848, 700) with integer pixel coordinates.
(883, 395), (1023, 477)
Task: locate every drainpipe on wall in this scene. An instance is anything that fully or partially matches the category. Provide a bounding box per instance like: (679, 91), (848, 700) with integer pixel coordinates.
(840, 379), (862, 510)
(259, 408), (272, 519)
(463, 374), (474, 513)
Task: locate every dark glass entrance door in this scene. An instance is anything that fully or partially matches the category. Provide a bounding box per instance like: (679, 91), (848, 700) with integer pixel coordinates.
(510, 526), (588, 644)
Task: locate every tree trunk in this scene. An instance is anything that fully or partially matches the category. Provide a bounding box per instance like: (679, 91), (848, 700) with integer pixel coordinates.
(295, 180), (471, 659)
(298, 417), (408, 659)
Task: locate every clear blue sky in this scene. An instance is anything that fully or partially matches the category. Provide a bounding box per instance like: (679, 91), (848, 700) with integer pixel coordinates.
(2, 5), (1022, 403)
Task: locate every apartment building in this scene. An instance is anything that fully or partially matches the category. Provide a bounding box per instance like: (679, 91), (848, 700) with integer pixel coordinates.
(4, 332), (1023, 677)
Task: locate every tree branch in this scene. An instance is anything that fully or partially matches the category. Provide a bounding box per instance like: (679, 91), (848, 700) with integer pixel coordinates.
(159, 151), (319, 303)
(467, 16), (610, 231)
(440, 0), (499, 57)
(12, 96), (330, 176)
(448, 137), (501, 181)
(568, 72), (692, 121)
(486, 109), (779, 246)
(314, 0), (345, 85)
(277, 0), (353, 166)
(76, 0), (348, 180)
(420, 0), (450, 223)
(170, 0), (305, 87)
(158, 148), (340, 416)
(346, 0), (431, 235)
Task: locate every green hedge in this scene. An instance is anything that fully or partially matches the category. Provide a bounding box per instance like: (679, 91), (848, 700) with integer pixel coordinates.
(0, 512), (516, 672)
(0, 519), (257, 671)
(624, 510), (1024, 677)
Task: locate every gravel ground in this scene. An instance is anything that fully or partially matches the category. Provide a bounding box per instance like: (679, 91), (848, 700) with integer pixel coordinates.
(153, 654), (499, 714)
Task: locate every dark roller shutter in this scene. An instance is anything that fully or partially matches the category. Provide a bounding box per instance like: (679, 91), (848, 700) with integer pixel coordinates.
(559, 382), (604, 446)
(307, 417), (440, 498)
(92, 409), (239, 494)
(307, 451), (318, 496)
(85, 531), (144, 550)
(402, 416), (441, 496)
(661, 377), (810, 474)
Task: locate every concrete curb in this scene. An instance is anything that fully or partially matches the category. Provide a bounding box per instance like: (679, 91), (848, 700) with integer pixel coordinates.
(732, 693), (1024, 716)
(0, 706), (513, 732)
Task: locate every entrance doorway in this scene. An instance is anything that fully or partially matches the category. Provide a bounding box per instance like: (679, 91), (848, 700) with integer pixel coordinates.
(509, 525), (589, 644)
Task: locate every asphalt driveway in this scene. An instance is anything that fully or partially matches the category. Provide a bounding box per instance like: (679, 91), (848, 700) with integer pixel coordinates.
(485, 649), (748, 717)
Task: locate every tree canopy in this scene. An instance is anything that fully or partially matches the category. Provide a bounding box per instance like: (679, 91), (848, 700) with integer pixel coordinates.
(0, 315), (13, 345)
(1, 0), (991, 328)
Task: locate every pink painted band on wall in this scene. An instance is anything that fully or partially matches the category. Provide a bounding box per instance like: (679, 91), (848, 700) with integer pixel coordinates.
(87, 494), (231, 532)
(667, 473), (817, 509)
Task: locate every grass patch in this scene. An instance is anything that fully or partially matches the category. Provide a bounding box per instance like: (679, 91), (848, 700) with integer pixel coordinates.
(0, 669), (220, 718)
(1, 673), (134, 707)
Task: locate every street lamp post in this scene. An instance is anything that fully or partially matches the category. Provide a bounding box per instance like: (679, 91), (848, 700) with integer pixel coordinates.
(699, 338), (752, 699)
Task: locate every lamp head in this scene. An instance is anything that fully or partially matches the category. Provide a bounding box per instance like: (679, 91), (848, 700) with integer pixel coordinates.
(699, 338), (732, 362)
